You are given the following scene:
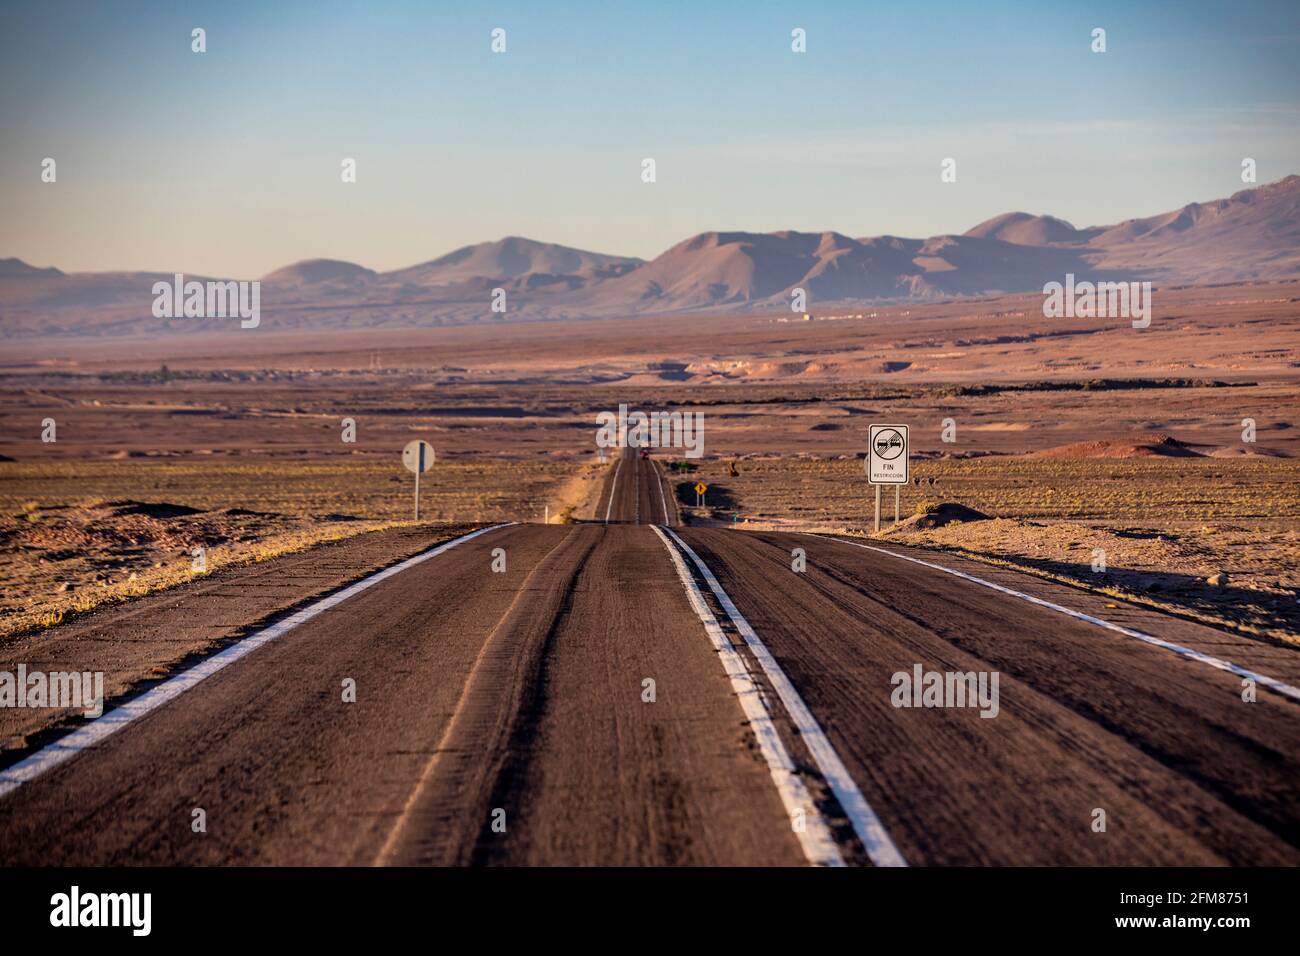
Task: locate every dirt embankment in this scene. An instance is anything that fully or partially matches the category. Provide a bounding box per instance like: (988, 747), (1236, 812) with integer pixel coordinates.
(546, 458), (608, 522)
(0, 498), (397, 639)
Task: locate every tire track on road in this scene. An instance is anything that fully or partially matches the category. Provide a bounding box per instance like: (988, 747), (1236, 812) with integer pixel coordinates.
(375, 526), (595, 865)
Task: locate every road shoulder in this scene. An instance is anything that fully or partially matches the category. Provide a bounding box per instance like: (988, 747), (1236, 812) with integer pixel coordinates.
(0, 524), (483, 757)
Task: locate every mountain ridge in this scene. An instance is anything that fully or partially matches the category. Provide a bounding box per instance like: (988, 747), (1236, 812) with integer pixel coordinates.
(3, 176), (1297, 337)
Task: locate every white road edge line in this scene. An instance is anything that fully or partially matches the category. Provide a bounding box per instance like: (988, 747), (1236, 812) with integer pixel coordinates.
(666, 528), (908, 867)
(652, 459), (670, 525)
(603, 455), (624, 524)
(0, 523), (517, 801)
(652, 527), (846, 867)
(822, 536), (1300, 705)
(663, 468), (679, 526)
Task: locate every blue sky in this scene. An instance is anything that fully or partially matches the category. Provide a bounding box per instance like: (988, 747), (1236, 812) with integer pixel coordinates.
(2, 0), (1298, 276)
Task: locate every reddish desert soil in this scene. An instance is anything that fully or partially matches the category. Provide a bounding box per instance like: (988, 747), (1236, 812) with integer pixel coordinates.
(1, 281), (1297, 465)
(1, 282), (1294, 643)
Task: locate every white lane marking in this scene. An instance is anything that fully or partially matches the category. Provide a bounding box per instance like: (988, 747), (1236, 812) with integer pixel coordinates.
(0, 524), (516, 801)
(823, 536), (1300, 705)
(652, 528), (844, 867)
(665, 528), (908, 867)
(669, 473), (680, 524)
(602, 455), (624, 524)
(651, 458), (670, 525)
(633, 453), (640, 524)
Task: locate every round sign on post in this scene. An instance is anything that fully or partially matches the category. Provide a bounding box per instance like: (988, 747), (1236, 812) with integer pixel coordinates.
(402, 440), (435, 520)
(402, 440), (435, 474)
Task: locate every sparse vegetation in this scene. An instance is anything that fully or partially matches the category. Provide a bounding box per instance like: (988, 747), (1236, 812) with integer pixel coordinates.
(690, 456), (1300, 525)
(0, 458), (580, 639)
(679, 455), (1300, 642)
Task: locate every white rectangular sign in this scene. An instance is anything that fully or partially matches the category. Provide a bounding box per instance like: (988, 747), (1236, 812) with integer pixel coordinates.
(868, 424), (909, 484)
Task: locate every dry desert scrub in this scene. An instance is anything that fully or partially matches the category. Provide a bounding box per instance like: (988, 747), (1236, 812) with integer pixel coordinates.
(0, 458), (579, 638)
(690, 456), (1300, 526)
(679, 455), (1300, 642)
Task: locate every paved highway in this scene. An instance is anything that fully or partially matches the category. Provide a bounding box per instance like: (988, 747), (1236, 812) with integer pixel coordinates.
(2, 447), (1297, 865)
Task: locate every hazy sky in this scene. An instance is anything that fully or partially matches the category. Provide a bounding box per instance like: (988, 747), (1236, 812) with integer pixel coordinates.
(2, 0), (1298, 277)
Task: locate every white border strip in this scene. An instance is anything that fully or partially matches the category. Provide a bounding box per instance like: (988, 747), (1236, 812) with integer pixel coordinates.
(633, 452), (640, 524)
(665, 528), (908, 867)
(0, 523), (515, 801)
(652, 528), (845, 866)
(602, 455), (624, 524)
(823, 536), (1300, 705)
(652, 459), (670, 525)
(662, 467), (679, 526)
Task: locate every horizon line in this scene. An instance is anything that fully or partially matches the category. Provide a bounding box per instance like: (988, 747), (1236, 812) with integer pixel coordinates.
(6, 174), (1295, 281)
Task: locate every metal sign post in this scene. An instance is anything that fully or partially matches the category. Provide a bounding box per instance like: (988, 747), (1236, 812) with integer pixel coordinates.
(866, 424), (909, 534)
(402, 440), (435, 520)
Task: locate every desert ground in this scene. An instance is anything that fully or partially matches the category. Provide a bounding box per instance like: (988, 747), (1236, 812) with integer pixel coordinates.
(1, 280), (1296, 642)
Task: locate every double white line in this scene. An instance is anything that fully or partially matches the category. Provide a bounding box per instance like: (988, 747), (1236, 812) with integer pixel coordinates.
(654, 526), (907, 867)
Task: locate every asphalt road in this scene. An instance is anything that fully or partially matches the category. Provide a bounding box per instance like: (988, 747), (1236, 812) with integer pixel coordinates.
(596, 445), (679, 526)
(2, 448), (1297, 866)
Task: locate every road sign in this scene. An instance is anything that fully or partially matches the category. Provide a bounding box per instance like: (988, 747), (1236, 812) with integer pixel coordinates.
(401, 440), (435, 520)
(867, 425), (909, 484)
(694, 480), (708, 508)
(867, 424), (908, 534)
(402, 440), (434, 474)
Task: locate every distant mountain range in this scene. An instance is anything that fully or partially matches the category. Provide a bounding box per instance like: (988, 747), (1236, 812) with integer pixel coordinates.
(3, 176), (1298, 338)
